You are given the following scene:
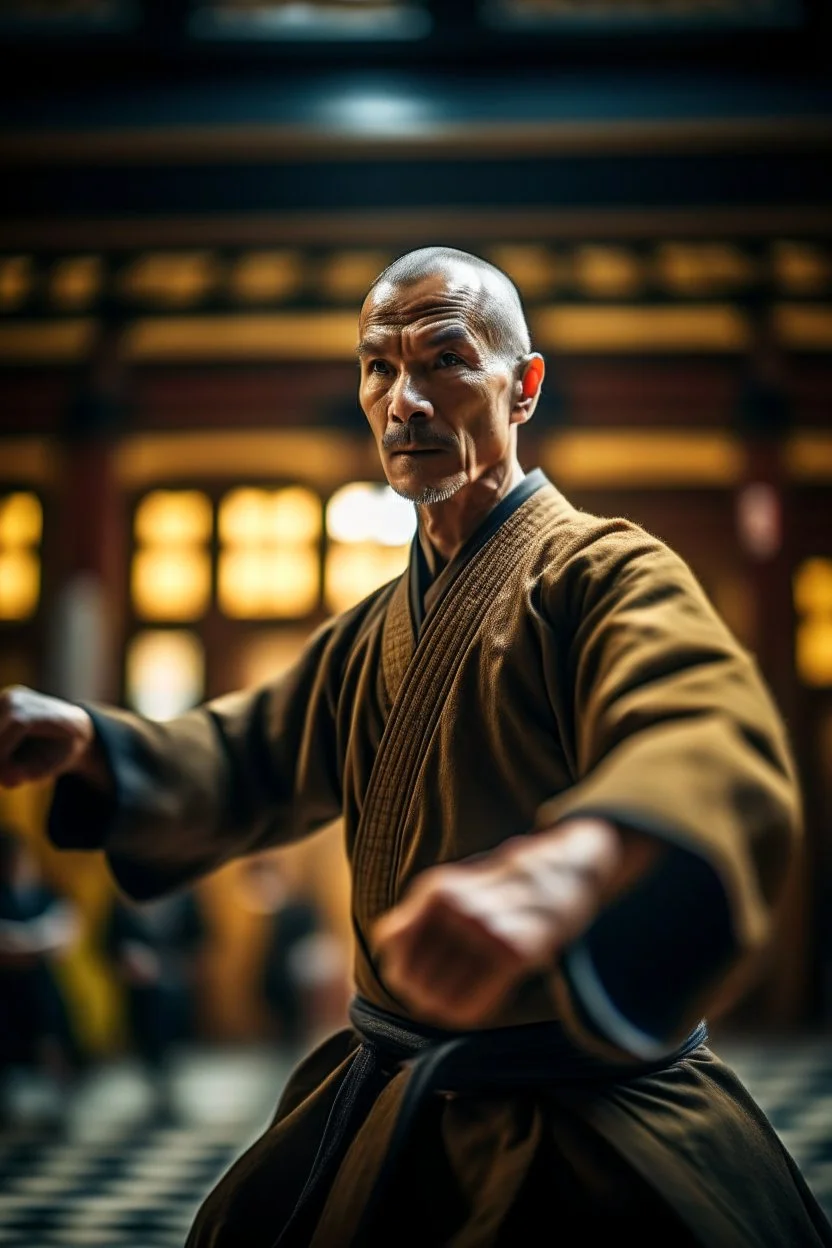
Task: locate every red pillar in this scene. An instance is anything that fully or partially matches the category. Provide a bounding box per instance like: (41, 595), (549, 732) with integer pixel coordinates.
(733, 309), (810, 1029)
(48, 320), (128, 706)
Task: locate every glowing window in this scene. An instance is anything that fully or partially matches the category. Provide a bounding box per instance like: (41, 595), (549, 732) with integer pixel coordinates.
(229, 251), (302, 304)
(0, 256), (32, 310)
(320, 251), (392, 301)
(121, 252), (219, 306)
(0, 492), (42, 547)
(125, 630), (205, 721)
(0, 492), (42, 620)
(656, 243), (755, 295)
(487, 245), (558, 299)
(794, 559), (832, 687)
(219, 548), (319, 618)
(132, 549), (212, 621)
(573, 246), (643, 298)
(772, 243), (830, 295)
(135, 489), (213, 545)
(131, 490), (212, 621)
(326, 483), (415, 547)
(324, 483), (415, 614)
(50, 256), (103, 309)
(218, 487), (322, 619)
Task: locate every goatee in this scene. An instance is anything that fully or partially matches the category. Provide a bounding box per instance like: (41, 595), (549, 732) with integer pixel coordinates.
(390, 478), (465, 506)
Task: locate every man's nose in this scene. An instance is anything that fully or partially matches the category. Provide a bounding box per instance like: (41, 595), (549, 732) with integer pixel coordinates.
(388, 371), (434, 423)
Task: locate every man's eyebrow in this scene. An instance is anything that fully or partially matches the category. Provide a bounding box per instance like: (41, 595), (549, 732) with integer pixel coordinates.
(357, 336), (388, 360)
(356, 324), (476, 360)
(425, 325), (476, 349)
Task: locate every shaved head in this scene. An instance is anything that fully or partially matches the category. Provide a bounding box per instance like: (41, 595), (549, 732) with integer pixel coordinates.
(358, 245), (545, 509)
(364, 246), (532, 363)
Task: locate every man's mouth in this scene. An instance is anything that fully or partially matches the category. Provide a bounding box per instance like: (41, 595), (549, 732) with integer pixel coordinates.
(391, 447), (446, 456)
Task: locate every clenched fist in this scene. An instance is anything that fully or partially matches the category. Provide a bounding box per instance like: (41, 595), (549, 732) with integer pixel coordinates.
(0, 685), (101, 789)
(371, 817), (630, 1029)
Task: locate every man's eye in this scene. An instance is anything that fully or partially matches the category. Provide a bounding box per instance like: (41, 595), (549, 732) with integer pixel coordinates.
(369, 360), (391, 375)
(437, 351), (463, 368)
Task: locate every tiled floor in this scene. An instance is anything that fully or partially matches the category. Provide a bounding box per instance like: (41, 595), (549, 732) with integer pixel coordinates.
(0, 1032), (830, 1246)
(0, 1044), (297, 1247)
(715, 1032), (832, 1224)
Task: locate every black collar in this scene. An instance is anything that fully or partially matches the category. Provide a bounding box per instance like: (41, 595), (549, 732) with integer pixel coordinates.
(409, 468), (549, 637)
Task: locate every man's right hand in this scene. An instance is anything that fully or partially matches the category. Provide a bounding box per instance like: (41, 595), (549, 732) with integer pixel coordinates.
(0, 685), (105, 789)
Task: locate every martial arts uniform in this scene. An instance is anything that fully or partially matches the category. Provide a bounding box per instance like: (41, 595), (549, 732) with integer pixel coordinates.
(49, 469), (832, 1246)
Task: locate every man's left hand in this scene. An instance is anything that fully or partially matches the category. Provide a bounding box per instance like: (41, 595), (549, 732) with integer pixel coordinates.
(371, 817), (625, 1029)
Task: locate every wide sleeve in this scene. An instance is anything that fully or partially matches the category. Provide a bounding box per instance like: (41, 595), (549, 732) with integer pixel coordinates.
(536, 526), (802, 1060)
(47, 611), (350, 902)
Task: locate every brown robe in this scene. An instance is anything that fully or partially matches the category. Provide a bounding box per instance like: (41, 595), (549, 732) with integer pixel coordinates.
(49, 470), (831, 1246)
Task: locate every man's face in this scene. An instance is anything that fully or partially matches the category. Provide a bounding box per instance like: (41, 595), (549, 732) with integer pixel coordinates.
(357, 267), (518, 505)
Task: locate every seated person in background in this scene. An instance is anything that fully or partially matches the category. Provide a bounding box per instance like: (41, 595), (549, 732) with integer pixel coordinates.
(237, 852), (350, 1051)
(0, 825), (84, 1127)
(102, 886), (207, 1123)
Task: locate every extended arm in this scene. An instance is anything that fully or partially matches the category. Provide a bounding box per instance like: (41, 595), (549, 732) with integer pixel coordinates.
(539, 535), (799, 1057)
(0, 609), (354, 901)
(374, 532), (800, 1055)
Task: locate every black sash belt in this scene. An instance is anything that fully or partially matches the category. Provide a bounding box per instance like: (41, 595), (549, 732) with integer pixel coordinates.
(272, 996), (708, 1248)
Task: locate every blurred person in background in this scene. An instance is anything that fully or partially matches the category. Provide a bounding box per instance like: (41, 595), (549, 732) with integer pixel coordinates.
(101, 886), (207, 1124)
(236, 851), (350, 1053)
(0, 825), (84, 1130)
(1, 246), (830, 1246)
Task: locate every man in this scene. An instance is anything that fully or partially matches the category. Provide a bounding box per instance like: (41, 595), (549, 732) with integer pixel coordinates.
(0, 825), (84, 1128)
(101, 885), (207, 1123)
(236, 851), (348, 1052)
(0, 246), (829, 1246)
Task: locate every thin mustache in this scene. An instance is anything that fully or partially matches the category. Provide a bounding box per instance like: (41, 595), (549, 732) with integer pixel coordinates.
(382, 428), (456, 452)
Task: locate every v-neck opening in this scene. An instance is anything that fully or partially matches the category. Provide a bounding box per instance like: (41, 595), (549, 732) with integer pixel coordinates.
(408, 468), (549, 638)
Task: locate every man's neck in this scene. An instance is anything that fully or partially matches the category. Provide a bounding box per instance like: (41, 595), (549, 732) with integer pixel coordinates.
(417, 459), (526, 568)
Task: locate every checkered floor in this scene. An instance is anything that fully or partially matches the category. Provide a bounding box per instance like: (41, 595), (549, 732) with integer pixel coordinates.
(715, 1032), (832, 1225)
(0, 1044), (296, 1248)
(0, 1033), (830, 1246)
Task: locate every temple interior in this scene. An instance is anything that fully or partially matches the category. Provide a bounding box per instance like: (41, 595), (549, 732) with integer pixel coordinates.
(0, 2), (830, 1241)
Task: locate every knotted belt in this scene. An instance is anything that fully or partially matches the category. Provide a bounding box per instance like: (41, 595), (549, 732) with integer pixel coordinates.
(272, 996), (709, 1247)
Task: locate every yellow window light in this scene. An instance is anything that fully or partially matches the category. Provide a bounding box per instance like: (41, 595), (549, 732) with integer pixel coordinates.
(573, 246), (644, 298)
(218, 488), (267, 545)
(772, 242), (830, 296)
(217, 487), (322, 619)
(218, 547), (320, 619)
(796, 619), (832, 689)
(794, 558), (832, 688)
(50, 255), (103, 309)
(134, 490), (213, 546)
(132, 549), (212, 621)
(0, 550), (40, 621)
(219, 487), (322, 546)
(125, 630), (205, 721)
(324, 543), (409, 615)
(320, 251), (392, 301)
(0, 256), (32, 310)
(121, 251), (219, 306)
(0, 492), (42, 549)
(269, 488), (323, 544)
(326, 483), (416, 547)
(228, 250), (303, 304)
(656, 243), (756, 295)
(793, 558), (832, 617)
(486, 245), (558, 299)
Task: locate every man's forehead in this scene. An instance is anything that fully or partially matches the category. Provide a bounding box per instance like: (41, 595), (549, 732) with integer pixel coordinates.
(363, 259), (491, 308)
(359, 265), (491, 334)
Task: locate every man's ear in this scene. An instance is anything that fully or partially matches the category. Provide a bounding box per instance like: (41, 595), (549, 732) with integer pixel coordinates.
(511, 353), (546, 424)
